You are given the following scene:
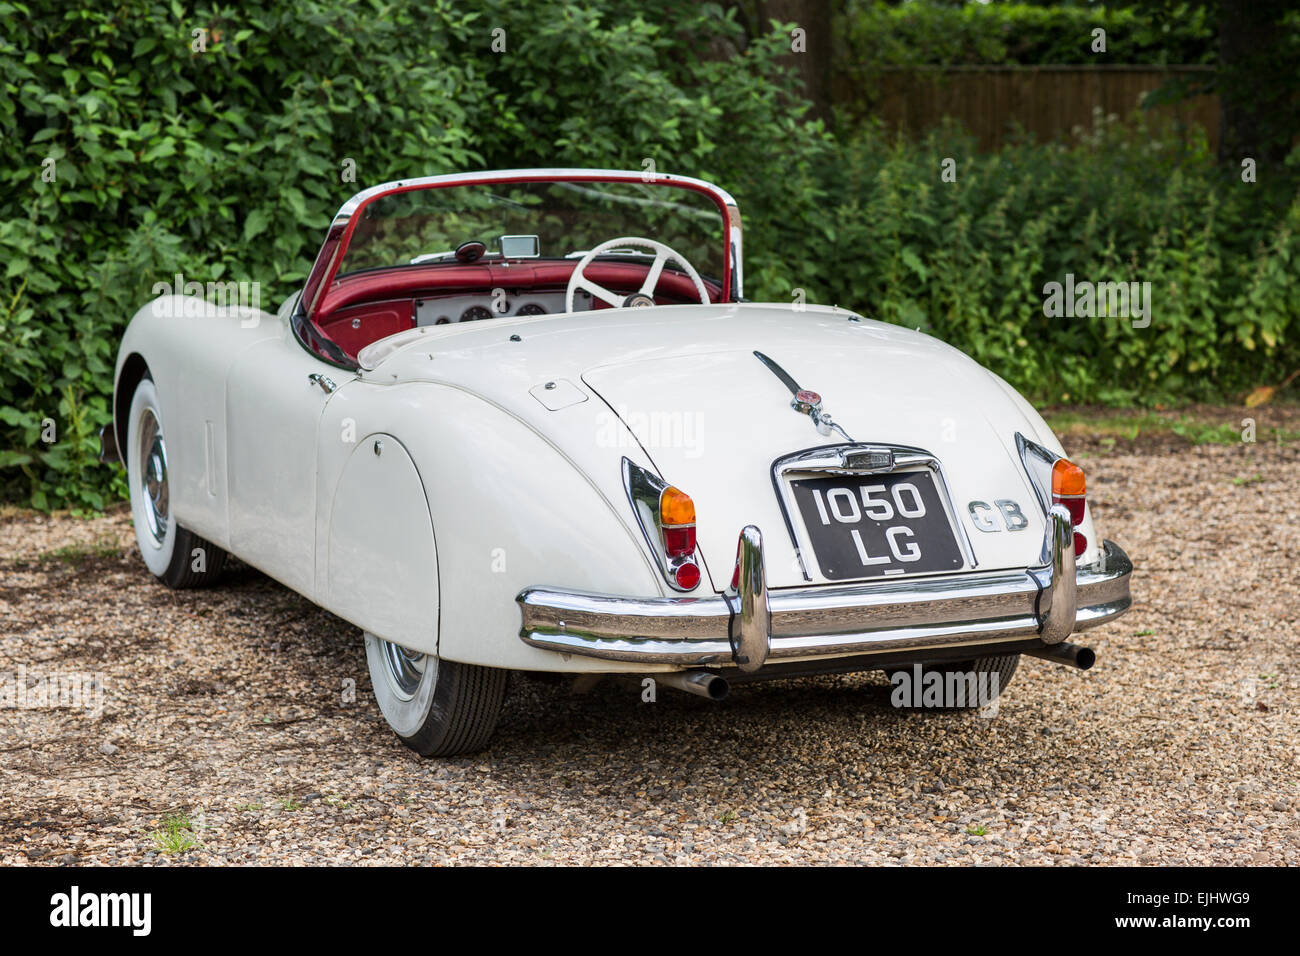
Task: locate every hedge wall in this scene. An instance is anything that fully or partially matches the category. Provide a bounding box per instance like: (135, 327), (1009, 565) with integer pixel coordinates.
(1, 0), (1296, 510)
(840, 1), (1216, 67)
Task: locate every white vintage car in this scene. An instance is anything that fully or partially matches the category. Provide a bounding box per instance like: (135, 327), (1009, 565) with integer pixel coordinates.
(104, 168), (1131, 756)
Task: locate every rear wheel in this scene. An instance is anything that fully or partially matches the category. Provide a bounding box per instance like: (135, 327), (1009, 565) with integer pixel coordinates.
(364, 633), (508, 756)
(126, 376), (227, 588)
(886, 654), (1019, 710)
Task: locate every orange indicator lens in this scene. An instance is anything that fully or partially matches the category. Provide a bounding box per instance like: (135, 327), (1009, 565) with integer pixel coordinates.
(1051, 459), (1085, 497)
(660, 486), (696, 526)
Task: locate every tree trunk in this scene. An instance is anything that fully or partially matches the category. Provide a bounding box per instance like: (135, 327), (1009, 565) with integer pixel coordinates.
(1217, 0), (1296, 164)
(759, 0), (834, 125)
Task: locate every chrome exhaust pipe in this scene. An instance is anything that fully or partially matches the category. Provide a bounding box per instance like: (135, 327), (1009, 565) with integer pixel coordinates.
(1026, 641), (1095, 670)
(655, 670), (729, 700)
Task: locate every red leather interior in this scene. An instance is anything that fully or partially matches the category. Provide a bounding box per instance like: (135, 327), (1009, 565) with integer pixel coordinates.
(319, 298), (415, 359)
(311, 260), (723, 362)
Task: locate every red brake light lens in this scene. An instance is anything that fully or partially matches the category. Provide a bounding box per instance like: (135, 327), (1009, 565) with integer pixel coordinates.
(674, 562), (702, 590)
(1058, 497), (1086, 526)
(659, 486), (697, 558)
(662, 525), (696, 557)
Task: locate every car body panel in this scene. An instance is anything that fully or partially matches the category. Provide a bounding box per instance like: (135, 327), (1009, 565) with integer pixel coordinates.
(225, 330), (334, 596)
(115, 295), (280, 548)
(324, 433), (438, 654)
(359, 301), (1099, 582)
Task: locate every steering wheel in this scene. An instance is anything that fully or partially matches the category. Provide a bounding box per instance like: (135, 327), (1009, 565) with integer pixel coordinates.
(565, 236), (710, 314)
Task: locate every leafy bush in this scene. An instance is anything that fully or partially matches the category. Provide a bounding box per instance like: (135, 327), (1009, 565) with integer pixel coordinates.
(1, 0), (1296, 511)
(839, 1), (1216, 68)
(1, 0), (826, 510)
(794, 114), (1300, 405)
(0, 0), (489, 509)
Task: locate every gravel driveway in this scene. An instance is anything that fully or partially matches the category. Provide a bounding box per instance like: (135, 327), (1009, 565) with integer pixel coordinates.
(2, 420), (1296, 865)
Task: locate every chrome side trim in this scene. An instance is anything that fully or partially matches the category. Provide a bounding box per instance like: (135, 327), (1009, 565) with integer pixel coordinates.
(1015, 432), (1058, 514)
(517, 513), (1132, 669)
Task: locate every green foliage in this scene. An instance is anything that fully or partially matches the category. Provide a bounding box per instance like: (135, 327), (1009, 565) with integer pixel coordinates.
(840, 1), (1216, 68)
(794, 115), (1300, 406)
(0, 0), (487, 509)
(0, 0), (830, 510)
(148, 810), (201, 854)
(1, 0), (1296, 511)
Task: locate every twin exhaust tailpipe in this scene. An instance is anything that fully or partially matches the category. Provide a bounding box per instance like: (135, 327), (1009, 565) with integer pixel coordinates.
(651, 641), (1094, 700)
(654, 669), (730, 700)
(1025, 641), (1095, 670)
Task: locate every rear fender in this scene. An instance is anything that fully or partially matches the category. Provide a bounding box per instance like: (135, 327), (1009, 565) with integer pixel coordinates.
(315, 381), (666, 671)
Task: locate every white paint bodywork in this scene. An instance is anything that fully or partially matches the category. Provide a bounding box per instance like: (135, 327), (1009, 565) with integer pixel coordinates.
(114, 293), (1095, 675)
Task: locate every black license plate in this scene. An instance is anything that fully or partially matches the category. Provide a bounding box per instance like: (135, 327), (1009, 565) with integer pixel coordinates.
(789, 471), (964, 580)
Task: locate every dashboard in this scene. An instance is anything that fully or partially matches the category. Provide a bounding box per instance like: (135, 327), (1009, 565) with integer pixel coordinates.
(414, 290), (592, 326)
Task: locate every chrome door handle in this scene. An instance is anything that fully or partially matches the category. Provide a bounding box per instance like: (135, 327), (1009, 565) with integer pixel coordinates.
(308, 373), (338, 394)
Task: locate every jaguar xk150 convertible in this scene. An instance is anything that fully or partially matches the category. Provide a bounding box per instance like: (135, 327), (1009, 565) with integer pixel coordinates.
(103, 168), (1132, 755)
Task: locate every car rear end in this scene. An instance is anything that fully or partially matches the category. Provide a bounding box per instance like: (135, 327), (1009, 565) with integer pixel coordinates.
(517, 434), (1130, 695)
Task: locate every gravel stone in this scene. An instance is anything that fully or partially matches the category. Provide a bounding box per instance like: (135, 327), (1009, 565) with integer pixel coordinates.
(0, 427), (1296, 864)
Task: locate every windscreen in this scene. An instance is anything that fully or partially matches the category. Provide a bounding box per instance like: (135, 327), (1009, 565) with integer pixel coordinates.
(338, 178), (726, 283)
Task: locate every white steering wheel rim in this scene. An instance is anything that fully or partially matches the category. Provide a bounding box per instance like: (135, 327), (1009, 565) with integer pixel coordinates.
(565, 236), (710, 314)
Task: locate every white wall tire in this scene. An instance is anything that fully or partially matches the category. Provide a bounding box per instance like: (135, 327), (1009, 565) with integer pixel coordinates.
(126, 375), (227, 588)
(365, 633), (508, 756)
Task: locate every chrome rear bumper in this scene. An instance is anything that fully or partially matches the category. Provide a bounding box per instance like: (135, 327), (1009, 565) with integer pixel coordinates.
(516, 507), (1131, 672)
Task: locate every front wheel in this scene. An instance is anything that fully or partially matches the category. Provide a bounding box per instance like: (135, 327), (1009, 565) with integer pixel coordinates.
(126, 376), (227, 588)
(364, 633), (508, 756)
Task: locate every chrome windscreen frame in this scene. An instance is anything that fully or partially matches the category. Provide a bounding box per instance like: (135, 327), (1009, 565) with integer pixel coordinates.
(292, 168), (744, 371)
(770, 443), (979, 583)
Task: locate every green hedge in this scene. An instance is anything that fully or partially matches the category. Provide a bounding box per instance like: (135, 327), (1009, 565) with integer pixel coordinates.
(839, 1), (1216, 67)
(1, 0), (1297, 511)
(0, 0), (824, 510)
(784, 117), (1300, 405)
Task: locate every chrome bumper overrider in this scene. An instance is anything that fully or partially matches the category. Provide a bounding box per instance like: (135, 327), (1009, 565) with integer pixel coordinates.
(516, 507), (1132, 673)
(98, 425), (120, 465)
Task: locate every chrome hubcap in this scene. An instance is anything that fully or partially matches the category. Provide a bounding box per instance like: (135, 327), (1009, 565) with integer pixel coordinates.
(382, 640), (427, 701)
(139, 410), (169, 546)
